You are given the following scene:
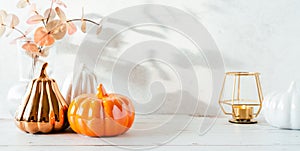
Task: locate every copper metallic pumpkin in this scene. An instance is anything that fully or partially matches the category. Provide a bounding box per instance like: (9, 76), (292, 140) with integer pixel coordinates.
(15, 63), (69, 133)
(68, 84), (135, 137)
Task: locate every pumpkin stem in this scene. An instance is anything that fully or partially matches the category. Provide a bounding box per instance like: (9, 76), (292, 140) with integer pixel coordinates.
(40, 62), (48, 78)
(97, 84), (108, 99)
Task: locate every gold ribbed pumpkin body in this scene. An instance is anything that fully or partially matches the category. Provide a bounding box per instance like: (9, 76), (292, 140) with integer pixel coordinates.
(15, 63), (69, 134)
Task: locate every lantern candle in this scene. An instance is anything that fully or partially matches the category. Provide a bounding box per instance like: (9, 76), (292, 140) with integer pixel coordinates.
(231, 104), (254, 123)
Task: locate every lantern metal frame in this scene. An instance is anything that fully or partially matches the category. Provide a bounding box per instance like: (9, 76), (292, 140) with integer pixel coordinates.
(218, 72), (263, 124)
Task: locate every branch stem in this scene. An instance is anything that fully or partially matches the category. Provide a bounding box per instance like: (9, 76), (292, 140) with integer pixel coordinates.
(67, 19), (100, 26)
(46, 0), (54, 24)
(1, 23), (27, 38)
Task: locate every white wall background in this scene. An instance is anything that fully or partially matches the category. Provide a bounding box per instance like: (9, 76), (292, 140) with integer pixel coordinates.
(1, 0), (300, 118)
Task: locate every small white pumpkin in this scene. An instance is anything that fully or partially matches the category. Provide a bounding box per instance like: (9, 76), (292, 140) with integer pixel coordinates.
(263, 82), (300, 129)
(61, 64), (98, 104)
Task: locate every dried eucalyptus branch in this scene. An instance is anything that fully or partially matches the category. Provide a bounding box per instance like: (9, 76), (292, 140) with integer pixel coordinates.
(0, 0), (102, 59)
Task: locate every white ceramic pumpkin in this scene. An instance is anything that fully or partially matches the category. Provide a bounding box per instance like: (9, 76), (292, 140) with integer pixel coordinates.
(61, 64), (98, 104)
(263, 82), (300, 129)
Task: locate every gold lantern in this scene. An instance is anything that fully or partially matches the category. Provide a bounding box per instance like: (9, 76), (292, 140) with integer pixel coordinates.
(15, 63), (69, 133)
(218, 72), (263, 124)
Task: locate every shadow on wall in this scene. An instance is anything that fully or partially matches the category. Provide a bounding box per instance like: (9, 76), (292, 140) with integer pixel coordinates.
(76, 7), (223, 116)
(94, 52), (219, 115)
(151, 91), (220, 115)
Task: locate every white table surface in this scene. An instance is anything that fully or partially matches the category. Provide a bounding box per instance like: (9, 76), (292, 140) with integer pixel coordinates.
(1, 114), (300, 151)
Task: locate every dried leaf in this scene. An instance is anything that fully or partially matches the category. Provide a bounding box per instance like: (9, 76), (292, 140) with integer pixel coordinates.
(44, 8), (56, 21)
(5, 14), (20, 28)
(0, 15), (3, 24)
(67, 21), (77, 35)
(51, 23), (66, 40)
(17, 0), (29, 8)
(55, 0), (67, 8)
(34, 27), (55, 46)
(0, 25), (5, 38)
(10, 36), (25, 44)
(22, 42), (43, 58)
(0, 10), (7, 20)
(25, 26), (34, 35)
(22, 42), (39, 54)
(80, 7), (86, 33)
(26, 15), (44, 24)
(0, 16), (5, 37)
(81, 20), (86, 33)
(40, 47), (50, 57)
(45, 20), (61, 31)
(55, 7), (66, 22)
(46, 20), (67, 40)
(25, 51), (37, 58)
(29, 3), (37, 14)
(96, 24), (102, 35)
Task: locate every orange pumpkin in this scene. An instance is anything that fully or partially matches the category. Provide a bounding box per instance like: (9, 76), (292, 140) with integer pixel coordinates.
(67, 84), (135, 137)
